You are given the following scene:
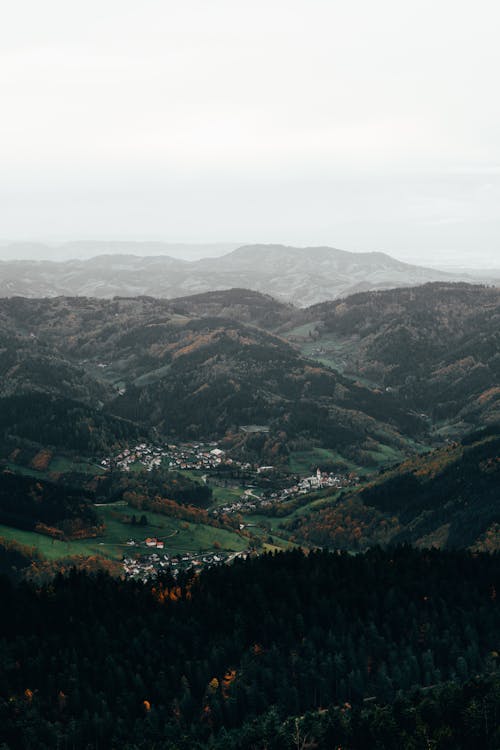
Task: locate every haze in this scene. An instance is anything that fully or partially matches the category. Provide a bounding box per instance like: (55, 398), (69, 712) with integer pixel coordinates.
(1, 0), (499, 268)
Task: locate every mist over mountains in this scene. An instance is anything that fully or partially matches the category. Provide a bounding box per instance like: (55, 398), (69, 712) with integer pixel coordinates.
(1, 243), (495, 306)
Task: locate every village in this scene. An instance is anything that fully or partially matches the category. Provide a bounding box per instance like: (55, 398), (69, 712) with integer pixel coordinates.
(99, 440), (358, 519)
(122, 546), (250, 582)
(98, 442), (358, 578)
(212, 467), (359, 516)
(100, 441), (252, 473)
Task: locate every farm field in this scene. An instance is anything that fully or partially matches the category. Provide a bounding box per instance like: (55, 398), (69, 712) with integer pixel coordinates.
(0, 524), (113, 560)
(49, 456), (106, 475)
(0, 429), (410, 572)
(209, 483), (250, 506)
(3, 453), (105, 480)
(285, 321), (321, 339)
(288, 447), (362, 474)
(97, 503), (248, 555)
(0, 501), (250, 564)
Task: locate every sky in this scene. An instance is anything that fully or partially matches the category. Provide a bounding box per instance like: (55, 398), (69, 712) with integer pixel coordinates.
(1, 0), (499, 267)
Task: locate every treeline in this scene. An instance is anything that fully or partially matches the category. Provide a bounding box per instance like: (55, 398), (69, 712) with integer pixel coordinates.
(200, 674), (500, 750)
(0, 470), (100, 538)
(1, 547), (500, 748)
(118, 468), (213, 507)
(0, 393), (142, 453)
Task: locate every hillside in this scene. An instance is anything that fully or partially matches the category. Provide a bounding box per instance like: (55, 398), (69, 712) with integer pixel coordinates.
(0, 469), (100, 539)
(301, 283), (500, 434)
(0, 295), (422, 468)
(286, 426), (500, 551)
(2, 548), (500, 749)
(194, 244), (467, 306)
(169, 288), (298, 330)
(0, 244), (484, 306)
(2, 283), (498, 466)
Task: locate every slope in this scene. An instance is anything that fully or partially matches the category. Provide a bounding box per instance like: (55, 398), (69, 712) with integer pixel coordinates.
(0, 295), (424, 467)
(286, 425), (500, 550)
(301, 283), (500, 433)
(0, 244), (485, 305)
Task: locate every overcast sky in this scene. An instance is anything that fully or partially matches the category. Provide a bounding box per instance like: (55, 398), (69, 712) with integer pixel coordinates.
(1, 0), (499, 267)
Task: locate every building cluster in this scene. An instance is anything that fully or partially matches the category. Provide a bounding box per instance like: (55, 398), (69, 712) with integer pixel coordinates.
(295, 468), (359, 492)
(212, 469), (358, 516)
(122, 546), (248, 582)
(100, 443), (167, 472)
(100, 442), (249, 473)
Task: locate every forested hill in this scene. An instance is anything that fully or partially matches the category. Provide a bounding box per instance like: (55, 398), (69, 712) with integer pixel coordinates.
(0, 283), (498, 462)
(0, 470), (100, 539)
(2, 547), (500, 749)
(0, 295), (424, 466)
(304, 283), (500, 432)
(168, 288), (298, 330)
(0, 393), (142, 453)
(287, 426), (500, 551)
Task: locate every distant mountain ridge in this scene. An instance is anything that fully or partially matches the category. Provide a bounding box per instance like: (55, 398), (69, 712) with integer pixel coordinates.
(0, 243), (490, 306)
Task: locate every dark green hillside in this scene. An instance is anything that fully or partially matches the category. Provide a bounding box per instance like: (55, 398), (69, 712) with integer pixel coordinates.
(0, 538), (37, 581)
(2, 548), (500, 748)
(304, 283), (500, 431)
(311, 283), (499, 346)
(0, 470), (100, 538)
(0, 296), (424, 466)
(0, 285), (496, 471)
(107, 316), (423, 460)
(169, 288), (298, 330)
(288, 427), (500, 550)
(0, 337), (111, 404)
(0, 393), (142, 453)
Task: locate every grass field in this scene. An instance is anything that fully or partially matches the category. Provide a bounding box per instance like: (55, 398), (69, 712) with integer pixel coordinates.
(50, 456), (106, 475)
(0, 524), (115, 560)
(365, 444), (405, 465)
(0, 500), (249, 563)
(97, 504), (247, 555)
(289, 447), (362, 474)
(285, 321), (321, 339)
(4, 454), (105, 480)
(3, 462), (46, 479)
(242, 515), (302, 550)
(209, 483), (247, 507)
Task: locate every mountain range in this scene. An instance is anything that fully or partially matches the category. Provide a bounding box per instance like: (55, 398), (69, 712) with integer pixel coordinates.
(1, 282), (498, 470)
(1, 244), (496, 306)
(0, 292), (423, 468)
(0, 283), (499, 567)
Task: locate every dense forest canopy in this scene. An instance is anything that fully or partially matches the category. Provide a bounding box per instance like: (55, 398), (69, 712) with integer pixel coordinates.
(1, 548), (500, 748)
(308, 283), (500, 428)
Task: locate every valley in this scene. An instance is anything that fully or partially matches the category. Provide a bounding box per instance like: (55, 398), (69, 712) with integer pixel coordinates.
(0, 280), (498, 750)
(0, 281), (498, 582)
(3, 8), (500, 746)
